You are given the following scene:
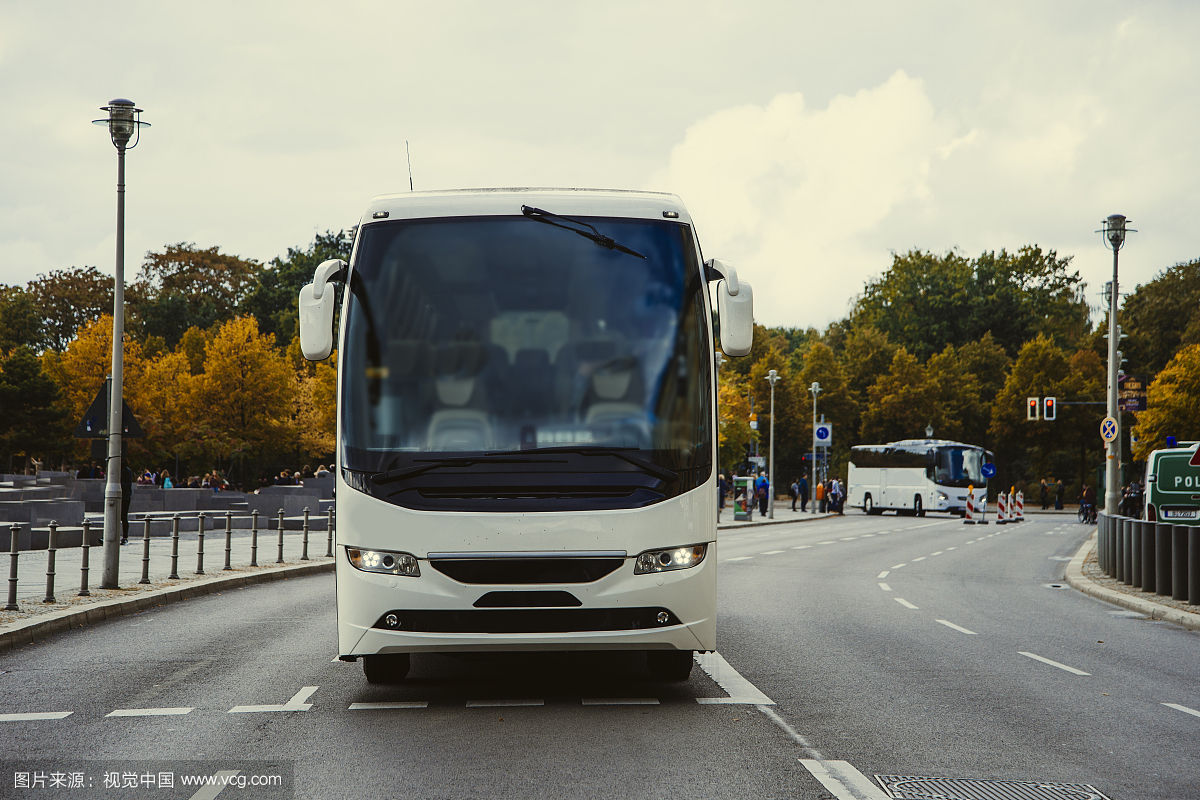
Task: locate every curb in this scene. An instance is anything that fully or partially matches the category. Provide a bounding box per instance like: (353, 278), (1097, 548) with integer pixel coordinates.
(0, 560), (335, 652)
(718, 513), (838, 531)
(1064, 533), (1200, 632)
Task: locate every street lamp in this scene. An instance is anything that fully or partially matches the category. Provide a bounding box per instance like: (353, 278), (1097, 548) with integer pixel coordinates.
(92, 99), (149, 588)
(765, 370), (780, 519)
(1098, 213), (1133, 517)
(809, 381), (821, 514)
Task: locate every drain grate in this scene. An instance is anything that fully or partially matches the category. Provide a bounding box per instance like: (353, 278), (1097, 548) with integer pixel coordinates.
(874, 775), (1112, 800)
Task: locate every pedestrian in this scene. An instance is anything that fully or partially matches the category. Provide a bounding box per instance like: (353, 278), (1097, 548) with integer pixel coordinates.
(159, 469), (173, 489)
(1054, 478), (1064, 510)
(799, 475), (809, 512)
(816, 479), (826, 513)
(1039, 479), (1049, 511)
(717, 473), (727, 522)
(789, 478), (799, 512)
(755, 472), (769, 517)
(120, 461), (133, 545)
(831, 478), (844, 515)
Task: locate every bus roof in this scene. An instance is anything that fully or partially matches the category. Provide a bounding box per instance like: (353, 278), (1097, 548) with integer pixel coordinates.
(852, 439), (985, 454)
(361, 188), (692, 225)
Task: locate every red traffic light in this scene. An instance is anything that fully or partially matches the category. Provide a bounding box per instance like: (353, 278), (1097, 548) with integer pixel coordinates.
(1026, 397), (1039, 421)
(1043, 396), (1057, 421)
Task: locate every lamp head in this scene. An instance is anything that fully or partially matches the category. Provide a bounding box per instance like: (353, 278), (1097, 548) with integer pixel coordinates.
(1099, 213), (1131, 251)
(93, 98), (150, 150)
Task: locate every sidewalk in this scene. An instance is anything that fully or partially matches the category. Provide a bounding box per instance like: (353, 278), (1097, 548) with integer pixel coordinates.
(1, 526), (333, 651)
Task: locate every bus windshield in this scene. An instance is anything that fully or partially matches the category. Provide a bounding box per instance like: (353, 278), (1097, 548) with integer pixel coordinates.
(339, 215), (712, 511)
(934, 446), (986, 488)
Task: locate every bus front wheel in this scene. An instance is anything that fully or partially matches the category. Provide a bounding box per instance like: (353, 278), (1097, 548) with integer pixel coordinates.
(913, 496), (924, 517)
(646, 650), (694, 682)
(863, 495), (876, 515)
(362, 653), (411, 684)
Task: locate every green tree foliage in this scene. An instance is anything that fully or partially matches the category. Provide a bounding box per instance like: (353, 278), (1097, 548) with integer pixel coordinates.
(131, 243), (262, 347)
(25, 266), (113, 351)
(860, 348), (935, 443)
(1131, 344), (1200, 459)
(798, 342), (855, 477)
(852, 247), (1089, 359)
(0, 285), (43, 353)
(1118, 259), (1200, 381)
(242, 230), (353, 343)
(0, 347), (70, 470)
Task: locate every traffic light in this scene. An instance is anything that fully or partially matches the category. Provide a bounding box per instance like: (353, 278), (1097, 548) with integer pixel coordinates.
(1026, 397), (1039, 421)
(1043, 396), (1056, 421)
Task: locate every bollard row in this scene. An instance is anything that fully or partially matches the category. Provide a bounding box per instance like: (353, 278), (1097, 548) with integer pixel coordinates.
(1097, 513), (1199, 605)
(0, 508), (334, 613)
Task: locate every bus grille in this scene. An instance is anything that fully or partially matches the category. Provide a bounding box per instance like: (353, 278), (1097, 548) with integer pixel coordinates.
(429, 557), (624, 584)
(372, 607), (681, 633)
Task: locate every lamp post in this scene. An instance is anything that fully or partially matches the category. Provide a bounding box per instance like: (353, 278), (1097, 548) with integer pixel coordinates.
(92, 99), (149, 588)
(1099, 214), (1132, 517)
(765, 370), (780, 519)
(809, 381), (821, 514)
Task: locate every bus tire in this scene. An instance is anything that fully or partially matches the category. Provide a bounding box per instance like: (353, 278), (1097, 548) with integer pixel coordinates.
(913, 496), (924, 517)
(646, 650), (694, 682)
(362, 653), (410, 684)
(863, 495), (875, 515)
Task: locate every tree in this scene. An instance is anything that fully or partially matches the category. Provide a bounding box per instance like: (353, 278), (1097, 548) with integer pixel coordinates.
(25, 266), (113, 351)
(0, 347), (70, 471)
(189, 316), (297, 484)
(0, 285), (43, 353)
(131, 243), (262, 347)
(1118, 259), (1200, 381)
(860, 348), (935, 444)
(717, 375), (752, 477)
(1131, 344), (1200, 460)
(242, 230), (353, 343)
(798, 342), (855, 478)
(40, 315), (145, 439)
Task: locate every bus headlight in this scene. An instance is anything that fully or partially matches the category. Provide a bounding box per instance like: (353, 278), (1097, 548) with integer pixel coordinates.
(634, 544), (707, 574)
(346, 547), (421, 577)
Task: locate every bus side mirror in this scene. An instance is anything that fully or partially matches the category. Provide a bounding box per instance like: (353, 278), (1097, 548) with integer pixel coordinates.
(298, 259), (346, 361)
(708, 259), (753, 357)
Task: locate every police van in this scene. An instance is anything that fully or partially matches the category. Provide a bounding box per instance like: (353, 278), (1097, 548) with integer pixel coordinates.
(1144, 442), (1200, 525)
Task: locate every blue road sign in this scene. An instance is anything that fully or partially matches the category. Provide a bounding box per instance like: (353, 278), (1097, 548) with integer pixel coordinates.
(1101, 416), (1118, 443)
(981, 463), (996, 479)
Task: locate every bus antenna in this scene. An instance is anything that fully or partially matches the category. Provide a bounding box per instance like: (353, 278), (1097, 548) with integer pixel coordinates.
(406, 140), (413, 191)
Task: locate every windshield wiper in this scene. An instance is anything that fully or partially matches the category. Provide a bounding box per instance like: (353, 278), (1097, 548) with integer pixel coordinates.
(370, 447), (677, 485)
(520, 206), (647, 260)
(370, 455), (563, 485)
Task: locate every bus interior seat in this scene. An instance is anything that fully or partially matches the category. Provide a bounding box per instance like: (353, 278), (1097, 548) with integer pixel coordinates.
(427, 342), (493, 450)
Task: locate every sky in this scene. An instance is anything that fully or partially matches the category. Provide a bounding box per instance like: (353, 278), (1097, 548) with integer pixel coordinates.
(2, 1), (1197, 330)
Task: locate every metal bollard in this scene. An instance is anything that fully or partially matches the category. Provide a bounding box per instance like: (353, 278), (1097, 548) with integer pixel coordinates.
(1108, 516), (1119, 577)
(326, 508), (334, 558)
(224, 512), (233, 571)
(1141, 520), (1155, 593)
(1190, 527), (1200, 606)
(1173, 525), (1189, 602)
(44, 520), (58, 603)
(250, 510), (259, 567)
(1097, 515), (1107, 574)
(140, 518), (151, 585)
(301, 508), (310, 561)
(1156, 523), (1172, 596)
(276, 509), (285, 564)
(169, 514), (180, 579)
(1117, 518), (1128, 583)
(1130, 520), (1141, 588)
(6, 523), (19, 611)
(79, 520), (91, 596)
(196, 513), (206, 575)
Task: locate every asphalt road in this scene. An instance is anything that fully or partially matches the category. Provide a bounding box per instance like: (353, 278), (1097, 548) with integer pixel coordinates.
(1, 513), (1196, 800)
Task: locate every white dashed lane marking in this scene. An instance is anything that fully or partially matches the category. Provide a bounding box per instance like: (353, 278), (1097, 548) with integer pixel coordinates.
(0, 712), (73, 722)
(935, 619), (977, 635)
(107, 707), (194, 717)
(894, 598), (919, 610)
(1163, 703), (1200, 719)
(1019, 651), (1090, 676)
(229, 686), (317, 713)
(349, 701), (428, 710)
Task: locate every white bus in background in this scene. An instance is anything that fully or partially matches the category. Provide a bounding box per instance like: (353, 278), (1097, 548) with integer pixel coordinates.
(846, 439), (992, 517)
(298, 188), (754, 684)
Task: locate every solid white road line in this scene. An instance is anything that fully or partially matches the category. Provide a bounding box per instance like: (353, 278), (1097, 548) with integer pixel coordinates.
(1019, 651), (1090, 676)
(107, 707), (194, 717)
(894, 598), (919, 610)
(694, 651), (775, 705)
(1162, 702), (1200, 719)
(582, 698), (660, 705)
(799, 759), (889, 800)
(878, 583), (892, 592)
(229, 685), (318, 713)
(936, 619), (977, 635)
(0, 712), (72, 722)
(348, 701), (428, 710)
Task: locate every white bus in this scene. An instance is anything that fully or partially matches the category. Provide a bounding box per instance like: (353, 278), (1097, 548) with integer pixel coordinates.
(298, 189), (753, 683)
(846, 439), (992, 517)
